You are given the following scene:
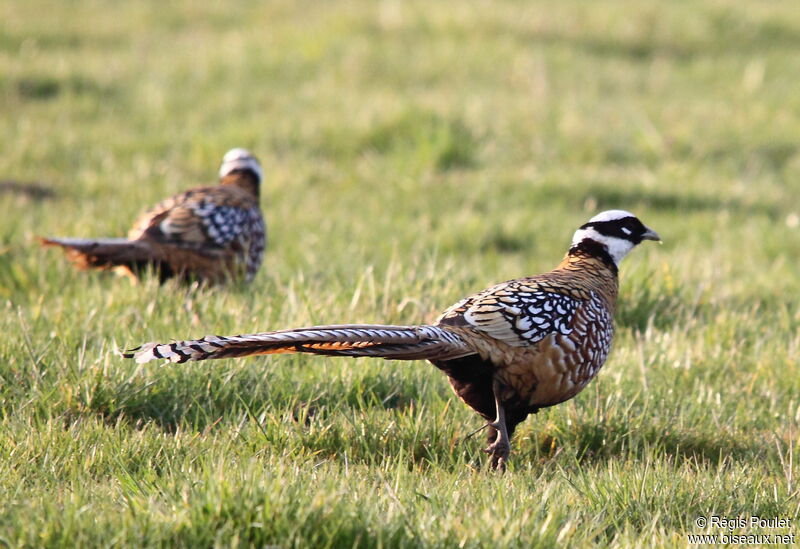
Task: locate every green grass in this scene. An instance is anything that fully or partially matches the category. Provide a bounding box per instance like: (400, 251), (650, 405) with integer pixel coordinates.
(2, 0), (800, 546)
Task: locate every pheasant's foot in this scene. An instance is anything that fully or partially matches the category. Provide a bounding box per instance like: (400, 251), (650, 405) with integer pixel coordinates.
(483, 438), (510, 471)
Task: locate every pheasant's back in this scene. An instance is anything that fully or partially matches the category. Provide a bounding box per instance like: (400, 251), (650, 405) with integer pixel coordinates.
(433, 250), (619, 422)
(128, 183), (266, 281)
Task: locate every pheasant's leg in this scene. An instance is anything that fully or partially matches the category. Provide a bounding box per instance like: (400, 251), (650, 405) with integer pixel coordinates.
(483, 379), (510, 471)
(485, 425), (498, 447)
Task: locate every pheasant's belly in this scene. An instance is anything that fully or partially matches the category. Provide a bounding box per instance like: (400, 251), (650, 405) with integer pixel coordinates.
(497, 332), (611, 408)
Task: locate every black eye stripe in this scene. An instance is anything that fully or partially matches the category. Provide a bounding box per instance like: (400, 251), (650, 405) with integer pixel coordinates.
(582, 217), (646, 241)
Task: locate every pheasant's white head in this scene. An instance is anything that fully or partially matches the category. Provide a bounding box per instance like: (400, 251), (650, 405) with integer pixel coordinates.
(571, 210), (660, 265)
(219, 148), (263, 183)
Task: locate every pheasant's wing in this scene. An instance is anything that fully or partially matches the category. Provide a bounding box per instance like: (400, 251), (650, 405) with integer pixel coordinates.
(128, 187), (258, 250)
(436, 277), (585, 347)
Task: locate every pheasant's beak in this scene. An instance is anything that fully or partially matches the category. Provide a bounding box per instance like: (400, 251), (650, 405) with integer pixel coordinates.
(642, 228), (661, 242)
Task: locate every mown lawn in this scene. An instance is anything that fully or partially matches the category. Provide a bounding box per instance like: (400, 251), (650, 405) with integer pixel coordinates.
(1, 0), (799, 547)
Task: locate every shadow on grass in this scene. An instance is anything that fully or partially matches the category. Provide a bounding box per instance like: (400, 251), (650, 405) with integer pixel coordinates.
(537, 183), (780, 218)
(529, 420), (761, 467)
(703, 141), (799, 172)
(0, 30), (126, 54)
(523, 29), (697, 62)
(502, 12), (800, 62)
(602, 140), (799, 173)
(84, 365), (427, 433)
(0, 180), (56, 200)
(11, 74), (116, 102)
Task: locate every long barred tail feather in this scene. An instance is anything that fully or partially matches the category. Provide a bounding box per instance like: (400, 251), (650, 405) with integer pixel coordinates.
(40, 236), (156, 270)
(123, 324), (474, 364)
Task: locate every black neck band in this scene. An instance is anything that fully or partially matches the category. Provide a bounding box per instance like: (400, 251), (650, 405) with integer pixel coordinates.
(568, 239), (618, 274)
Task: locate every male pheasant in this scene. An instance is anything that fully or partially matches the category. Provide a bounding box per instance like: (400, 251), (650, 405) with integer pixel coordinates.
(41, 148), (266, 284)
(125, 210), (659, 468)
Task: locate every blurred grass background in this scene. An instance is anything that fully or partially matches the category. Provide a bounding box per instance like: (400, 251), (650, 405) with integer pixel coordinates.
(1, 0), (799, 547)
